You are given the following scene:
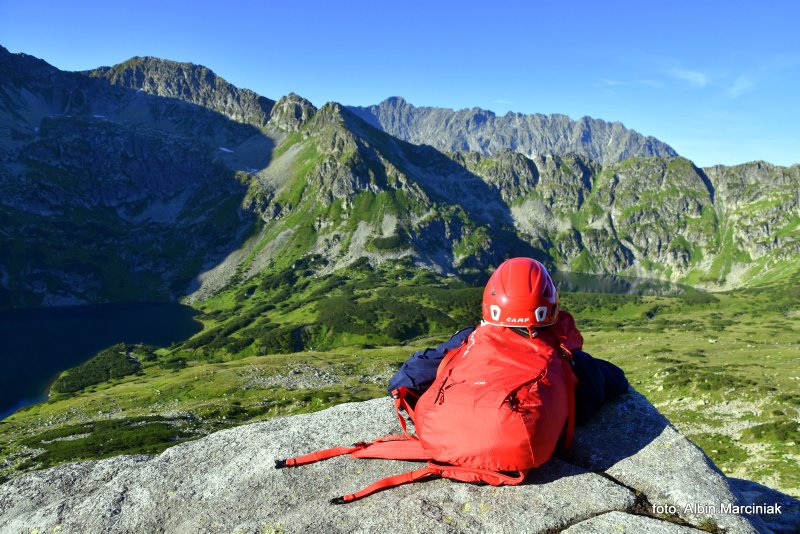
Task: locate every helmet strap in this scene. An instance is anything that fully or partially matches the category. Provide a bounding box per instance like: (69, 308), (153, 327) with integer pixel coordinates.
(509, 326), (538, 340)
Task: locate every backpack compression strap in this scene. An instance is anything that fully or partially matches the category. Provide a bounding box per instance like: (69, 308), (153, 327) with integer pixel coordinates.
(391, 387), (418, 438)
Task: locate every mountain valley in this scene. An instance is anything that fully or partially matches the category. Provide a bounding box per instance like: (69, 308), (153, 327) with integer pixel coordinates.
(0, 46), (798, 501)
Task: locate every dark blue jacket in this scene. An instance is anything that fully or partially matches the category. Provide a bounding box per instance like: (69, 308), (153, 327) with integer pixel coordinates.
(388, 325), (629, 424)
(388, 327), (475, 396)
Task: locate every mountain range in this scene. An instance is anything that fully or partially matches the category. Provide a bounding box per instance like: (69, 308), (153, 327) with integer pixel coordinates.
(349, 96), (677, 164)
(1, 46), (798, 310)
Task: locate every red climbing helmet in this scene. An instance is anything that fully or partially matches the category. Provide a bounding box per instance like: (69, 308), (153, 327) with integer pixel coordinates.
(482, 257), (559, 328)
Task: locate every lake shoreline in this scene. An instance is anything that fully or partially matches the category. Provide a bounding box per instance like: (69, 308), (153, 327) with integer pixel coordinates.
(0, 302), (202, 421)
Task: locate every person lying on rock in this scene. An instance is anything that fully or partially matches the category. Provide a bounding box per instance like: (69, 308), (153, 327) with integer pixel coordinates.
(276, 257), (631, 502)
(388, 257), (629, 425)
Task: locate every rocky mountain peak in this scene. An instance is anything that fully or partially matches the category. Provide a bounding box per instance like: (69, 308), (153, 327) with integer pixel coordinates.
(312, 101), (349, 126)
(270, 93), (317, 132)
(383, 96), (408, 106)
(88, 57), (275, 129)
(0, 46), (59, 83)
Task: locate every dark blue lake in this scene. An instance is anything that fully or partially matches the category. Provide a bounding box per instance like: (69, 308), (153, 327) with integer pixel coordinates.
(552, 271), (691, 295)
(0, 302), (202, 420)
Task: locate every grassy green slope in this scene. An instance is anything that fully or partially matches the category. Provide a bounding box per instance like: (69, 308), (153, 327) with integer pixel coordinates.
(230, 104), (515, 284)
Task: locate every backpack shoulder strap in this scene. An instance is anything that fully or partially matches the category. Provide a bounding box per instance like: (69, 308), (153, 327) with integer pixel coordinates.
(274, 443), (367, 468)
(330, 466), (440, 504)
(329, 462), (529, 504)
(437, 463), (528, 486)
(531, 328), (579, 448)
(275, 434), (428, 469)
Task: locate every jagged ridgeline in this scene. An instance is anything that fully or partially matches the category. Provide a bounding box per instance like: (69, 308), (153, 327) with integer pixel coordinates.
(0, 46), (798, 310)
(348, 96), (679, 165)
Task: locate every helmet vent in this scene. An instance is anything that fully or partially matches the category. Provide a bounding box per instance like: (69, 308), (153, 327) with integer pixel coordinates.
(535, 306), (548, 323)
(542, 283), (552, 299)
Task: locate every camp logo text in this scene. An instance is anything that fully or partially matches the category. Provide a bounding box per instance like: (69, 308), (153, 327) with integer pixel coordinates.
(487, 305), (529, 324)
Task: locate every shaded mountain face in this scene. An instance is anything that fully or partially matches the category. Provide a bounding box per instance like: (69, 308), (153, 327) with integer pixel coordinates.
(0, 48), (274, 308)
(1, 47), (797, 309)
(87, 57), (275, 130)
(348, 97), (679, 165)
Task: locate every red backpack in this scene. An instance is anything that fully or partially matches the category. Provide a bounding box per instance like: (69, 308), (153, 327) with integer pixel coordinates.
(275, 322), (578, 503)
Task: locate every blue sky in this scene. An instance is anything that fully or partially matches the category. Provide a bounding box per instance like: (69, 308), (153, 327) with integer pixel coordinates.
(1, 0), (798, 166)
